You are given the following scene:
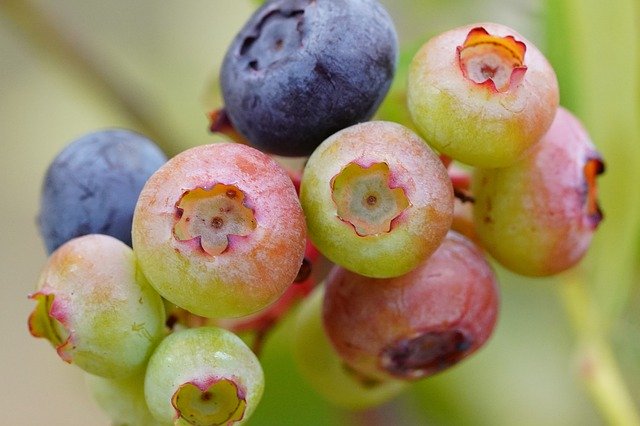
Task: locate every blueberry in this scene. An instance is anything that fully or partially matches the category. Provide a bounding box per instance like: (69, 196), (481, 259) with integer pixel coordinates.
(38, 129), (167, 254)
(220, 0), (398, 157)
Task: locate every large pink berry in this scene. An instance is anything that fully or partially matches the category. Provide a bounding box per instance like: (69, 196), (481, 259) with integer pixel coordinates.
(132, 143), (306, 319)
(323, 231), (499, 381)
(473, 106), (605, 276)
(408, 23), (559, 168)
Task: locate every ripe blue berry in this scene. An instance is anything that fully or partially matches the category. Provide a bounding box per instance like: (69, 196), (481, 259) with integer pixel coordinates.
(38, 129), (167, 254)
(220, 0), (398, 156)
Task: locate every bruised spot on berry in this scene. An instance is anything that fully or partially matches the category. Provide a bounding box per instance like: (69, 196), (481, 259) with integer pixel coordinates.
(379, 330), (472, 380)
(171, 379), (246, 426)
(174, 184), (256, 256)
(583, 154), (605, 229)
(457, 27), (527, 92)
(28, 292), (72, 362)
(331, 162), (410, 236)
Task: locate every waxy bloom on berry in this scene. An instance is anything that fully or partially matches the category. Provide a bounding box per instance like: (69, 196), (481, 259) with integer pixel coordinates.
(408, 23), (559, 168)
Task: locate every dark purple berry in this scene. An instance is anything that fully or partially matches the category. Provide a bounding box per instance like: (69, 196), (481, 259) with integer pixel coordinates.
(220, 0), (398, 157)
(38, 129), (167, 254)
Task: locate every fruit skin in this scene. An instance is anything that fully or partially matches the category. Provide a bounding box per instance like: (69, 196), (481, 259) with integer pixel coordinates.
(300, 121), (453, 278)
(86, 370), (172, 426)
(132, 143), (306, 319)
(220, 0), (398, 157)
(293, 285), (407, 409)
(38, 129), (167, 254)
(144, 327), (264, 426)
(27, 234), (166, 379)
(322, 231), (499, 382)
(473, 106), (604, 276)
(407, 22), (559, 168)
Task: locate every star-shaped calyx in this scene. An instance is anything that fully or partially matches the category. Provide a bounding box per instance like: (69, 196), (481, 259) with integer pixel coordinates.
(457, 27), (527, 92)
(331, 162), (410, 236)
(171, 379), (246, 426)
(173, 184), (256, 256)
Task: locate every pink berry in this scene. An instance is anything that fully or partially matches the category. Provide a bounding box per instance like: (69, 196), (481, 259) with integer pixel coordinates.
(132, 143), (306, 318)
(323, 231), (499, 381)
(408, 23), (559, 168)
(473, 106), (605, 276)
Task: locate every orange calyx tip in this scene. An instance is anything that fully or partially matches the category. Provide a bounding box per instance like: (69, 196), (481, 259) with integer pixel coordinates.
(174, 184), (257, 256)
(208, 108), (251, 146)
(583, 155), (605, 229)
(28, 292), (73, 362)
(457, 26), (527, 93)
(171, 379), (246, 426)
(331, 161), (410, 237)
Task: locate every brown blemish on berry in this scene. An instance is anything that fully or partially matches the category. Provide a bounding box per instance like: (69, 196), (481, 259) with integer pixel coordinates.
(173, 184), (256, 256)
(211, 217), (224, 229)
(583, 154), (605, 229)
(380, 330), (472, 380)
(331, 162), (410, 236)
(457, 27), (527, 93)
(165, 314), (179, 330)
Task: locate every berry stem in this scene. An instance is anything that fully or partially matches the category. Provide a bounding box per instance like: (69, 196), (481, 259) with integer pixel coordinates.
(559, 274), (640, 426)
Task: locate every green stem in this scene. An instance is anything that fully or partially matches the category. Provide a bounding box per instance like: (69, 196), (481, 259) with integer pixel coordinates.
(546, 0), (640, 324)
(559, 275), (640, 426)
(547, 0), (640, 422)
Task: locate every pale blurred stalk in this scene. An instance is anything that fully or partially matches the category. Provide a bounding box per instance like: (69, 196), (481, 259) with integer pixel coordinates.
(560, 276), (640, 425)
(0, 0), (174, 153)
(547, 0), (640, 424)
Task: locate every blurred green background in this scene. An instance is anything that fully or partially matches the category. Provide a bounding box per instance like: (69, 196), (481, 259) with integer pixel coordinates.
(2, 0), (638, 425)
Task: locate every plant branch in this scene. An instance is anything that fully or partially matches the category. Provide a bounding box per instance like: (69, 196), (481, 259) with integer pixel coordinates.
(559, 275), (640, 426)
(0, 0), (176, 154)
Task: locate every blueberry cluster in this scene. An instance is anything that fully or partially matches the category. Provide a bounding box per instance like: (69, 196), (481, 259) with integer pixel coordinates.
(28, 2), (604, 425)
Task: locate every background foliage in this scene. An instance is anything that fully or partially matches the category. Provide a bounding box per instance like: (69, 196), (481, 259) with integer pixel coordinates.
(1, 0), (638, 424)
